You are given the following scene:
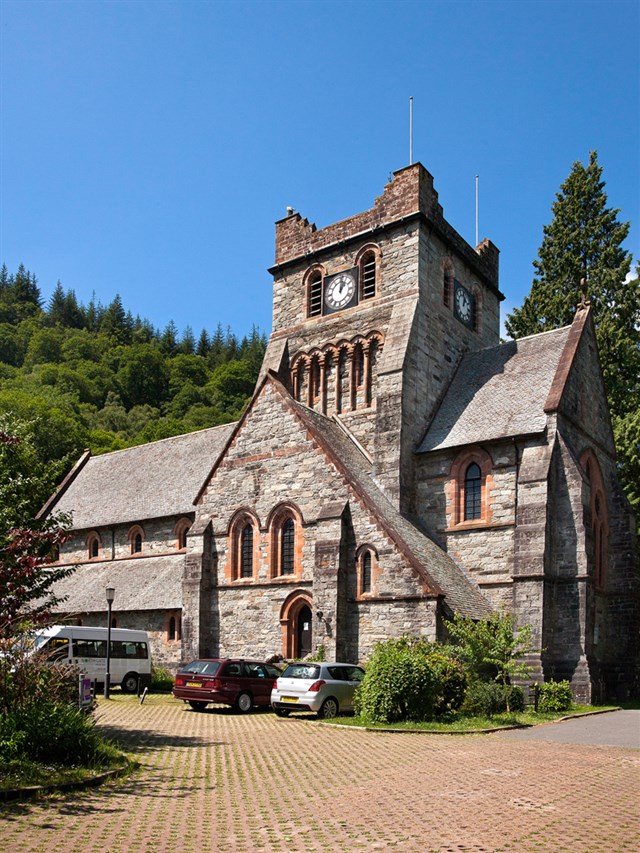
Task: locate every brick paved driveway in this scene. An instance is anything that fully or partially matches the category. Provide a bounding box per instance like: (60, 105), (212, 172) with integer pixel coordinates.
(1, 695), (638, 853)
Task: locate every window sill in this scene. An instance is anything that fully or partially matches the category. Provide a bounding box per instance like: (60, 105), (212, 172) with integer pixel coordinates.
(442, 520), (514, 533)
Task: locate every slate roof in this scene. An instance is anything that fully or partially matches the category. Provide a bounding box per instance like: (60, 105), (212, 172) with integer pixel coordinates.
(50, 555), (183, 613)
(287, 391), (492, 619)
(46, 423), (236, 529)
(418, 325), (572, 453)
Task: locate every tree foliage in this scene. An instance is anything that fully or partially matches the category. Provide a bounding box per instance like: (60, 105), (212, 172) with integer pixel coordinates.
(505, 152), (639, 509)
(0, 265), (267, 469)
(0, 424), (74, 643)
(446, 612), (535, 711)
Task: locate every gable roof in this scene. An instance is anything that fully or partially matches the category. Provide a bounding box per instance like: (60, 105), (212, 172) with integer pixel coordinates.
(418, 324), (573, 453)
(42, 423), (236, 530)
(277, 384), (492, 619)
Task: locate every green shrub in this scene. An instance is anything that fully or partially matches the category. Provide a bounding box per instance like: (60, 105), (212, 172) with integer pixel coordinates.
(537, 680), (573, 713)
(462, 681), (525, 716)
(1, 699), (106, 765)
(354, 636), (466, 724)
(149, 664), (174, 693)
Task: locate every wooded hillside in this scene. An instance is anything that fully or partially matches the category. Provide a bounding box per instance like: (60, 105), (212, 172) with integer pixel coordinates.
(0, 264), (266, 487)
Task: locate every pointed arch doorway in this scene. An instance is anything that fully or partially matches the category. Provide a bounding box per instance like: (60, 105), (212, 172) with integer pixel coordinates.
(280, 593), (313, 659)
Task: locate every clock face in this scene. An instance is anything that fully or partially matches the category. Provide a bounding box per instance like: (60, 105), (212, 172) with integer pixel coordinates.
(324, 270), (357, 312)
(454, 281), (474, 327)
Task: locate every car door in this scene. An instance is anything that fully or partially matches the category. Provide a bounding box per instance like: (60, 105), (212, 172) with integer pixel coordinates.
(329, 665), (365, 711)
(243, 662), (271, 705)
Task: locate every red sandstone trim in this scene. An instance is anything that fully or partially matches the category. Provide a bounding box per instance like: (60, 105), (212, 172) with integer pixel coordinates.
(544, 307), (590, 413)
(36, 448), (92, 519)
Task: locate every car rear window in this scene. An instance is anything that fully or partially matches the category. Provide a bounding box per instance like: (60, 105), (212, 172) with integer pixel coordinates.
(181, 660), (221, 675)
(282, 664), (321, 680)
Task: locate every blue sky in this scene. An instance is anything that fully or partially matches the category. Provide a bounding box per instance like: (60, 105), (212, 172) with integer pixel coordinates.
(1, 0), (638, 341)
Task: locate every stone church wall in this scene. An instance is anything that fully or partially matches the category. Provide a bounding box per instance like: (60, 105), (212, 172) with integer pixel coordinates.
(196, 381), (433, 660)
(60, 516), (190, 564)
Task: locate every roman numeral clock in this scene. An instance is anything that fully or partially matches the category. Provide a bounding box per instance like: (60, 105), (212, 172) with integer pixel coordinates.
(323, 268), (359, 314)
(454, 280), (475, 328)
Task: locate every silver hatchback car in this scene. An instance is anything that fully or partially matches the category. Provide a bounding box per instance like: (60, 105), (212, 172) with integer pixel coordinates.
(271, 662), (365, 719)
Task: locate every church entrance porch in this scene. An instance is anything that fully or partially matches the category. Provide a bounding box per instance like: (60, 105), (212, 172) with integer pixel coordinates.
(280, 592), (313, 658)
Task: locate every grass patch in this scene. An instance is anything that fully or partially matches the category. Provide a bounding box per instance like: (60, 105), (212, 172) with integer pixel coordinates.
(0, 736), (130, 793)
(327, 704), (619, 731)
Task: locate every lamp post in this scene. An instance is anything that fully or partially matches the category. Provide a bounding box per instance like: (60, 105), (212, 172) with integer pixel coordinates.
(104, 586), (115, 699)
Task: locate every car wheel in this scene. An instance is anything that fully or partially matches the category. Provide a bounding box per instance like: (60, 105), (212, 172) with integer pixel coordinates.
(318, 697), (339, 719)
(274, 707), (290, 717)
(189, 701), (207, 711)
(235, 691), (253, 713)
(121, 672), (139, 694)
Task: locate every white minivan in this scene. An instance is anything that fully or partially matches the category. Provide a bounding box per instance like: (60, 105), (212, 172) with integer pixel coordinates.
(33, 625), (152, 693)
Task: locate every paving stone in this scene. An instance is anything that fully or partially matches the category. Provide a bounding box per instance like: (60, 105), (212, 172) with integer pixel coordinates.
(1, 696), (638, 853)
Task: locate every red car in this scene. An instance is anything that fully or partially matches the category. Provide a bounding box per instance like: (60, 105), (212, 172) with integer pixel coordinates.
(172, 658), (282, 712)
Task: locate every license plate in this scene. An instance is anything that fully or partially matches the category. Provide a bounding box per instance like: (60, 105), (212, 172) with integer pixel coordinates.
(282, 696), (298, 703)
(186, 681), (202, 688)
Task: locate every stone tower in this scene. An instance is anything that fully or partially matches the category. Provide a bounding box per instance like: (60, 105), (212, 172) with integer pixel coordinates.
(261, 162), (503, 511)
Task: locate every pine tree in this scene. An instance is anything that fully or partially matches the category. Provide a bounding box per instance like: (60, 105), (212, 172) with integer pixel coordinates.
(196, 328), (210, 357)
(505, 152), (639, 509)
(505, 152), (636, 411)
(47, 282), (67, 325)
(178, 325), (196, 355)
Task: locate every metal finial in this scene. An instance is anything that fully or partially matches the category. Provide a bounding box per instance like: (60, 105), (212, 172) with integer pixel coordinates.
(578, 277), (590, 310)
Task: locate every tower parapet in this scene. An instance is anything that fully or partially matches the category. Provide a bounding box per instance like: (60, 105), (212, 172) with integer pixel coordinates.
(273, 163), (499, 294)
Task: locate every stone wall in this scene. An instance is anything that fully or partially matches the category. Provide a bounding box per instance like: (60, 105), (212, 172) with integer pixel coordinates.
(60, 515), (192, 564)
(195, 380), (433, 662)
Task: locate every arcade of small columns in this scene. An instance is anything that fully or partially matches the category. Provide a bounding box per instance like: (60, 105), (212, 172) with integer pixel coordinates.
(290, 333), (384, 415)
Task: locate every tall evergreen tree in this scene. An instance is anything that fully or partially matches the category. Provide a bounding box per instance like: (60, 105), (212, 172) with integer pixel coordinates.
(196, 328), (210, 357)
(47, 281), (67, 324)
(505, 152), (639, 509)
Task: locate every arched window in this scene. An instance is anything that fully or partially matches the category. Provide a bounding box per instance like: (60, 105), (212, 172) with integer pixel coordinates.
(310, 356), (321, 402)
(175, 519), (191, 550)
(357, 546), (377, 597)
(228, 511), (259, 581)
(128, 526), (144, 555)
(240, 524), (254, 579)
(357, 244), (380, 301)
(307, 269), (323, 317)
(167, 613), (181, 642)
(464, 463), (482, 521)
(354, 344), (365, 388)
(87, 532), (101, 560)
(269, 506), (302, 579)
(281, 518), (295, 576)
(448, 448), (493, 527)
(362, 552), (372, 593)
(361, 251), (376, 299)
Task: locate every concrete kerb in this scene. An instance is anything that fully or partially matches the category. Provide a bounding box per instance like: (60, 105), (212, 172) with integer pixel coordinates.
(311, 706), (623, 734)
(0, 759), (138, 803)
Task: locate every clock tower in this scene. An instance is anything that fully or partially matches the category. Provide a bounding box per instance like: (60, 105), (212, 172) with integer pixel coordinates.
(261, 163), (502, 510)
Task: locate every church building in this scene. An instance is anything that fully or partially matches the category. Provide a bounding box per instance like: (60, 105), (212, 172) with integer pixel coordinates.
(40, 163), (638, 702)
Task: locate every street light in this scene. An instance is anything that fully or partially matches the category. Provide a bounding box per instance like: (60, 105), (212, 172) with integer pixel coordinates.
(104, 586), (115, 699)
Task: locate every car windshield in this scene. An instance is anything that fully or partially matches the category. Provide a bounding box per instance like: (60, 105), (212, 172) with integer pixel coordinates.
(281, 664), (321, 680)
(181, 660), (221, 675)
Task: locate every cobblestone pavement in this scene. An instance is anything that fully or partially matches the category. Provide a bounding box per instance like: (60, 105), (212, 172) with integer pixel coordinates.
(1, 696), (638, 853)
